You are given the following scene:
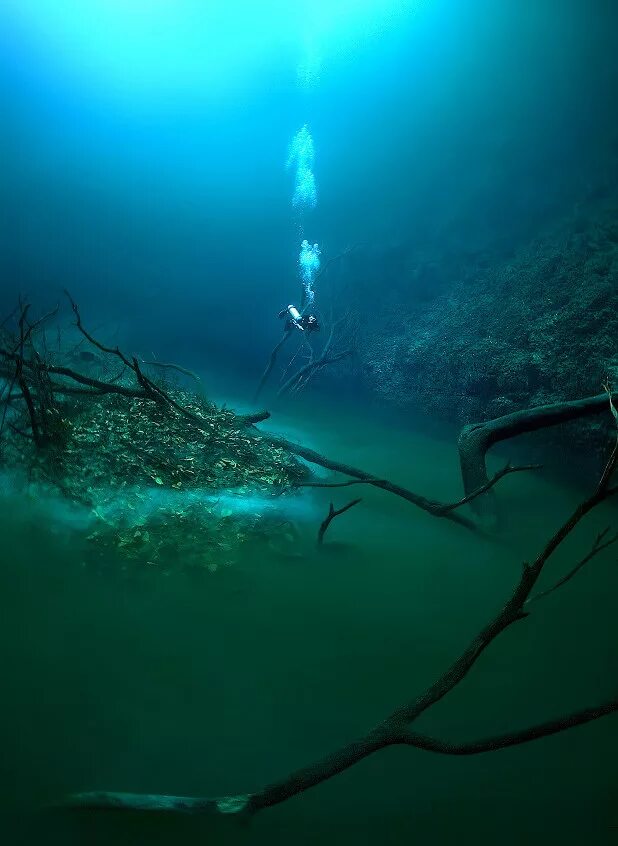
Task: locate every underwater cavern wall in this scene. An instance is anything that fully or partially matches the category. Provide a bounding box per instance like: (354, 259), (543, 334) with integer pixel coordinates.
(313, 169), (618, 473)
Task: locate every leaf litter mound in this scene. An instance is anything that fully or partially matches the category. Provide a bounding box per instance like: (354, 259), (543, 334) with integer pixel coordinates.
(6, 386), (308, 572)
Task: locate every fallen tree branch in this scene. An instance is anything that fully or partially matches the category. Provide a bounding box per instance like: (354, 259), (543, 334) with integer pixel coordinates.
(46, 365), (148, 399)
(64, 291), (133, 369)
(297, 479), (388, 489)
(15, 305), (43, 447)
(253, 247), (358, 403)
(61, 695), (618, 816)
(253, 329), (293, 403)
(60, 298), (221, 424)
(277, 313), (352, 398)
(64, 292), (200, 422)
(525, 527), (618, 607)
(0, 365), (19, 440)
(252, 429), (478, 530)
(399, 700), (618, 754)
(277, 348), (352, 398)
(317, 498), (362, 545)
(2, 305), (220, 451)
(249, 440), (537, 528)
(458, 391), (615, 517)
(435, 462), (541, 515)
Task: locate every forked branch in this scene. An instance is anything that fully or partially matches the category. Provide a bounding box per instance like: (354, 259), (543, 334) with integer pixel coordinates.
(317, 498), (362, 545)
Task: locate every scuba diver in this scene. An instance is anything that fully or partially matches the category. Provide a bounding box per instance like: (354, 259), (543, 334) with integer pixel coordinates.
(278, 304), (320, 333)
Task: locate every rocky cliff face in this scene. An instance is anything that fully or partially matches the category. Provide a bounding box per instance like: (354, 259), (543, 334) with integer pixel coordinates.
(358, 200), (618, 438)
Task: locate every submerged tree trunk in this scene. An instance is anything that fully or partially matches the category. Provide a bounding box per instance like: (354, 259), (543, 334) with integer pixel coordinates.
(458, 392), (612, 518)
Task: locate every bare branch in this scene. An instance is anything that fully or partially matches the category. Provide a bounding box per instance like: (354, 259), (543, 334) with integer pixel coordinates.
(277, 344), (352, 398)
(46, 365), (151, 399)
(525, 527), (618, 606)
(62, 294), (208, 424)
(458, 390), (618, 518)
(0, 304), (19, 331)
(399, 699), (618, 754)
(64, 290), (133, 369)
(253, 329), (293, 402)
(253, 428), (478, 530)
(435, 462), (542, 515)
(317, 498), (362, 545)
(297, 479), (388, 489)
(15, 304), (43, 446)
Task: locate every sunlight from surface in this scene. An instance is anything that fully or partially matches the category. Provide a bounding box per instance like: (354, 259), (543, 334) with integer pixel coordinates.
(0, 0), (422, 100)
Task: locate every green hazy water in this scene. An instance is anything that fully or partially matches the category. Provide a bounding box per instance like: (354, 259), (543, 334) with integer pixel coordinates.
(1, 398), (617, 844)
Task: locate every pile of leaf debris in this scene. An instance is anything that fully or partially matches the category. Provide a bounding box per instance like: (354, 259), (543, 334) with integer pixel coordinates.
(4, 387), (308, 571)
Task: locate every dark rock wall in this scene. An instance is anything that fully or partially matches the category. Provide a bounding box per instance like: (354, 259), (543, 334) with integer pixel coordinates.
(345, 195), (618, 464)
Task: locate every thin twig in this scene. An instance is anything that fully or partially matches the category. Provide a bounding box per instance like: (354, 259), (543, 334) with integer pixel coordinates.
(253, 329), (293, 402)
(525, 527), (618, 606)
(436, 462), (542, 514)
(64, 290), (133, 369)
(399, 699), (618, 754)
(63, 293), (205, 423)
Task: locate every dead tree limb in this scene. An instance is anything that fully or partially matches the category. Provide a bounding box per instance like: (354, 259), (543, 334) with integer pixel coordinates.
(398, 700), (618, 753)
(62, 293), (213, 425)
(294, 464), (538, 514)
(64, 291), (134, 368)
(1, 297), (215, 443)
(277, 314), (352, 398)
(252, 428), (487, 531)
(0, 367), (19, 441)
(317, 498), (362, 545)
(0, 302), (63, 447)
(252, 247), (358, 403)
(45, 365), (154, 399)
(297, 479), (388, 489)
(60, 422), (618, 819)
(458, 392), (615, 518)
(525, 526), (618, 607)
(0, 304), (19, 331)
(278, 347), (352, 398)
(253, 329), (293, 403)
(434, 462), (541, 515)
(15, 305), (43, 447)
